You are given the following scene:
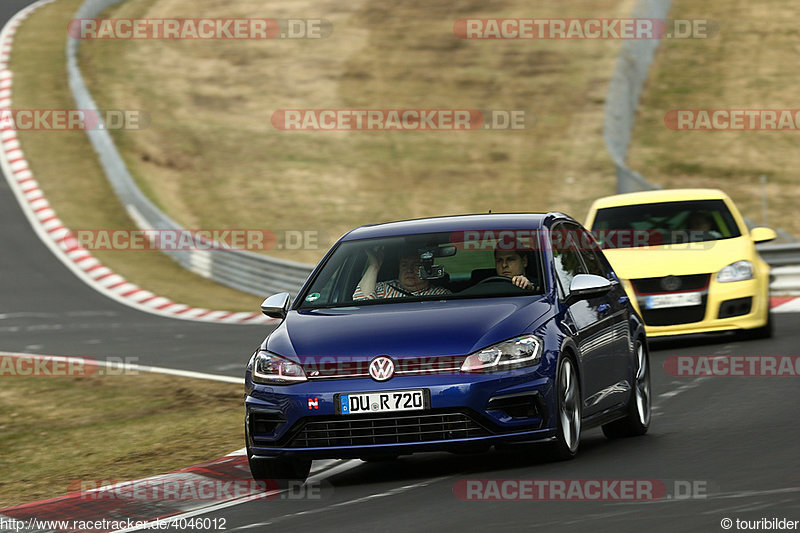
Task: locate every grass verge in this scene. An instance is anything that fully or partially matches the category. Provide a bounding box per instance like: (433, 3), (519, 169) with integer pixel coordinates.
(10, 0), (261, 311)
(628, 0), (800, 236)
(0, 372), (243, 509)
(76, 0), (636, 265)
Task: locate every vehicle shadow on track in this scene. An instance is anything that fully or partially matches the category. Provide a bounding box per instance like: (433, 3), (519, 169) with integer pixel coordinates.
(647, 332), (741, 352)
(325, 433), (622, 488)
(647, 312), (793, 353)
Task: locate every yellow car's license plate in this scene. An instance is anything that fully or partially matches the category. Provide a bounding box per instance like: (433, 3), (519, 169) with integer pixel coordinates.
(645, 292), (702, 309)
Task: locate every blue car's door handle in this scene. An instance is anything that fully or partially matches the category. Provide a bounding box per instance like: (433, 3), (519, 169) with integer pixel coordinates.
(619, 296), (629, 304)
(598, 303), (611, 313)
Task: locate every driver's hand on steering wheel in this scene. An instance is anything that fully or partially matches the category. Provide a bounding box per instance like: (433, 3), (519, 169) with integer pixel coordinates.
(511, 275), (533, 289)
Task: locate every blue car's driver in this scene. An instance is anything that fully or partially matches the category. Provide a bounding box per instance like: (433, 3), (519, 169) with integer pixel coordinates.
(495, 250), (536, 290)
(353, 247), (451, 300)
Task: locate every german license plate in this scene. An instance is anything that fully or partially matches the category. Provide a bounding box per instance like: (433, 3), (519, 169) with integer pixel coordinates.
(338, 389), (427, 415)
(645, 292), (702, 309)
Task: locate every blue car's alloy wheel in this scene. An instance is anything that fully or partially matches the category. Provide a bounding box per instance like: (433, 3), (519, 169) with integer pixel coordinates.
(635, 341), (651, 427)
(602, 338), (651, 438)
(551, 355), (581, 460)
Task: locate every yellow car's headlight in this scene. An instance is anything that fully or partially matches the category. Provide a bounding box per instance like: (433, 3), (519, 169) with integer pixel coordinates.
(716, 260), (753, 283)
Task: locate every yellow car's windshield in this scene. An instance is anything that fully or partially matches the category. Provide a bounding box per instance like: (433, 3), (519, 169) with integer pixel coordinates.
(591, 199), (741, 249)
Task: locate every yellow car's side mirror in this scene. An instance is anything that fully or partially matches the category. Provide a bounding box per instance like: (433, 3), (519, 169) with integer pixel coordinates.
(750, 227), (777, 243)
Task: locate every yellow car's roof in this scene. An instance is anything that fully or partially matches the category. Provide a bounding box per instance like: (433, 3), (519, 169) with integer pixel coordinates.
(590, 188), (730, 210)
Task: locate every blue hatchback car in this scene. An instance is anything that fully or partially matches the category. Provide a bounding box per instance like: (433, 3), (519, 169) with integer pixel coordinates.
(245, 213), (650, 481)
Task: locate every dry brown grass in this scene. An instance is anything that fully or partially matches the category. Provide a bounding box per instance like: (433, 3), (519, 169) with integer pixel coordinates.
(0, 372), (243, 508)
(628, 0), (800, 235)
(79, 0), (636, 264)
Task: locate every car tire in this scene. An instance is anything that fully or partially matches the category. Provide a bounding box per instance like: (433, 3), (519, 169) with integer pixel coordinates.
(602, 338), (650, 439)
(549, 355), (581, 461)
(248, 452), (312, 483)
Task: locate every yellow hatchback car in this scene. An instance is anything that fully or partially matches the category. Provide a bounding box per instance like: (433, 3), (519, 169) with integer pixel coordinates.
(585, 189), (776, 339)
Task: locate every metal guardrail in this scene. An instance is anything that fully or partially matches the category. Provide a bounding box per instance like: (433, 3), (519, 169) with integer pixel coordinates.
(769, 266), (800, 294)
(603, 0), (673, 195)
(757, 244), (800, 267)
(68, 0), (314, 297)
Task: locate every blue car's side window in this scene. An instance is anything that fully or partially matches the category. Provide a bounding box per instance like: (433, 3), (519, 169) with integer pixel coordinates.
(550, 223), (587, 299)
(575, 227), (616, 281)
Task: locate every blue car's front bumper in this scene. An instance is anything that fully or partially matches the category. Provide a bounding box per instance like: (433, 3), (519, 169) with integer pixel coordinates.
(245, 369), (558, 459)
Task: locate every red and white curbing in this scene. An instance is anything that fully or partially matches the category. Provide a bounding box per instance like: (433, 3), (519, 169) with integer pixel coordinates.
(0, 0), (275, 325)
(771, 295), (800, 313)
(0, 448), (346, 533)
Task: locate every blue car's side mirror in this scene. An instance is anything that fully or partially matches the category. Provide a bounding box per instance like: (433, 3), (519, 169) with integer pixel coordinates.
(567, 274), (612, 303)
(261, 292), (291, 319)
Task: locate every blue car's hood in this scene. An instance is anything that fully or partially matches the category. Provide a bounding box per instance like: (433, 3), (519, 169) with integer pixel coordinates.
(265, 297), (552, 359)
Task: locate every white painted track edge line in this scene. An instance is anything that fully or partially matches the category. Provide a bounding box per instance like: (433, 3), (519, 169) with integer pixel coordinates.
(0, 351), (244, 384)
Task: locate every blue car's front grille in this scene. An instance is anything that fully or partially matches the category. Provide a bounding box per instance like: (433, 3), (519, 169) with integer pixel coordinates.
(303, 355), (465, 380)
(286, 411), (490, 448)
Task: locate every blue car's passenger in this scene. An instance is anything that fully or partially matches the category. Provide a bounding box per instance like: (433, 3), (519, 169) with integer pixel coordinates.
(353, 248), (451, 300)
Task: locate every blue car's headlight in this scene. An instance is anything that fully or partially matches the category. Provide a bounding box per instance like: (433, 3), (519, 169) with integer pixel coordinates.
(252, 351), (307, 384)
(461, 335), (543, 372)
(716, 260), (753, 283)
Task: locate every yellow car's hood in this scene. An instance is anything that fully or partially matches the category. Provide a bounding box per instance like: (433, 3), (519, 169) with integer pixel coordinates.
(602, 237), (754, 279)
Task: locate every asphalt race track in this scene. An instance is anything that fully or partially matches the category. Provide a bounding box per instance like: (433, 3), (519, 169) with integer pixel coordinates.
(152, 322), (800, 533)
(1, 1), (799, 532)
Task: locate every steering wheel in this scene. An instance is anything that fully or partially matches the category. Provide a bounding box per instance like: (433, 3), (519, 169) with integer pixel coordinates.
(476, 275), (516, 286)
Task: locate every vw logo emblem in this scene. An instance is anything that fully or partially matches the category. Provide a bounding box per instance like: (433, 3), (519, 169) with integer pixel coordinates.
(661, 275), (681, 292)
(369, 356), (395, 381)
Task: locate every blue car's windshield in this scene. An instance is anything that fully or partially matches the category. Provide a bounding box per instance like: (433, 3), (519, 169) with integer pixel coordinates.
(298, 230), (546, 308)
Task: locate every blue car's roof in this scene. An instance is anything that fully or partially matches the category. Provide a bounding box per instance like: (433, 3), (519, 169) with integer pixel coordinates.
(341, 213), (567, 241)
